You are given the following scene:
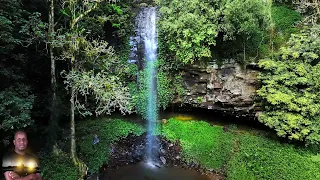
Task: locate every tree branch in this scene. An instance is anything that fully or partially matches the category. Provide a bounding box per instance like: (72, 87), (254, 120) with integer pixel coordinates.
(71, 2), (99, 28)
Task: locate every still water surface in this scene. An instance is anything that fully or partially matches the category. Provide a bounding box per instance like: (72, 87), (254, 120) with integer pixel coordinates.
(103, 162), (211, 180)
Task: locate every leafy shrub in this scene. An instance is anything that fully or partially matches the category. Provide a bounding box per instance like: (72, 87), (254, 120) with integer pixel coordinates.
(257, 26), (320, 144)
(0, 86), (35, 131)
(227, 124), (238, 132)
(162, 119), (234, 170)
(227, 134), (320, 180)
(271, 5), (301, 49)
(40, 150), (82, 180)
(271, 5), (301, 36)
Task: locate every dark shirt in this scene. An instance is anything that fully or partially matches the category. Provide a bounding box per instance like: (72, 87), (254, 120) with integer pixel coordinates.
(2, 151), (40, 177)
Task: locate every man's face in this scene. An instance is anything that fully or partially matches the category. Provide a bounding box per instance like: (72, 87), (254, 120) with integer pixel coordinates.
(13, 132), (28, 151)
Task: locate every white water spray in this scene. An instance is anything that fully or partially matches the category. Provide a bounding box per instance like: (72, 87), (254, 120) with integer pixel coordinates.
(134, 7), (159, 163)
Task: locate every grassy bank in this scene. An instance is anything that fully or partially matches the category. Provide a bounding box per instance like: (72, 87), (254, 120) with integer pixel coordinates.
(40, 148), (83, 180)
(161, 119), (234, 170)
(227, 134), (320, 180)
(77, 119), (145, 173)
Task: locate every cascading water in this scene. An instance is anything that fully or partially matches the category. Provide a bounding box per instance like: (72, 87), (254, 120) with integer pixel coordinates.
(106, 8), (213, 179)
(131, 7), (159, 163)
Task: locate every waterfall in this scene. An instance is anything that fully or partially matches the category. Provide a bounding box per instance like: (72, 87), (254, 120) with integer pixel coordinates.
(131, 7), (159, 163)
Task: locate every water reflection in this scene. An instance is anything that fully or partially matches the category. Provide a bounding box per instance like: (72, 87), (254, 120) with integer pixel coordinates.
(104, 162), (211, 180)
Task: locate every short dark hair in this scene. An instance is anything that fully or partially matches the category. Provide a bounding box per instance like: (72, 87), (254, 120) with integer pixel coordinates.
(14, 130), (27, 140)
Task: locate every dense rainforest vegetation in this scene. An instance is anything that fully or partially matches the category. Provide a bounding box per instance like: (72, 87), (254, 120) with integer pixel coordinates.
(1, 0), (320, 179)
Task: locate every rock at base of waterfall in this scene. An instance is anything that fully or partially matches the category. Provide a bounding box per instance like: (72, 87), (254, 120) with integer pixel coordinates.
(160, 156), (166, 165)
(160, 147), (166, 154)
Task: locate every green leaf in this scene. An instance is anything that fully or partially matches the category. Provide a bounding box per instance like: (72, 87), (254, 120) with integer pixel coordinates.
(60, 8), (71, 17)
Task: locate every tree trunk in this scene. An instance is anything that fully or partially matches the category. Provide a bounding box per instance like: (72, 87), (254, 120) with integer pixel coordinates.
(68, 0), (99, 166)
(70, 86), (77, 163)
(47, 0), (58, 151)
(70, 0), (77, 163)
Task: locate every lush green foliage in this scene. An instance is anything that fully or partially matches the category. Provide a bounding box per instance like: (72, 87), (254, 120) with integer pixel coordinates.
(219, 0), (269, 40)
(78, 2), (134, 40)
(2, 1), (320, 179)
(64, 69), (134, 116)
(271, 5), (301, 48)
(157, 0), (270, 63)
(40, 149), (82, 180)
(272, 5), (301, 35)
(257, 26), (320, 144)
(157, 0), (218, 63)
(76, 119), (145, 173)
(162, 119), (234, 170)
(0, 0), (42, 132)
(0, 0), (26, 54)
(227, 134), (320, 180)
(57, 1), (136, 119)
(0, 86), (35, 131)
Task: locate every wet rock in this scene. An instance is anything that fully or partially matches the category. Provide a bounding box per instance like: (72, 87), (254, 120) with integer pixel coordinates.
(85, 173), (101, 180)
(223, 126), (229, 132)
(160, 156), (166, 165)
(161, 119), (168, 124)
(160, 147), (165, 154)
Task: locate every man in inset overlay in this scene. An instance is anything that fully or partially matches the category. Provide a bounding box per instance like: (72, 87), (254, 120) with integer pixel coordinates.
(2, 131), (42, 180)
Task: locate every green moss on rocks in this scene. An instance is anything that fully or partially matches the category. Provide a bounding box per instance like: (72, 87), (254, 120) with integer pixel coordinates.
(161, 119), (234, 170)
(77, 118), (145, 173)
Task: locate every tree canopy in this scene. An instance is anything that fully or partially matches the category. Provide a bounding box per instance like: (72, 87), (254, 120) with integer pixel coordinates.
(0, 0), (37, 131)
(257, 26), (320, 144)
(156, 0), (270, 64)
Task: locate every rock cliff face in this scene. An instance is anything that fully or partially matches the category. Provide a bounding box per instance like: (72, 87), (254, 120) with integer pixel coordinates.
(176, 60), (259, 118)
